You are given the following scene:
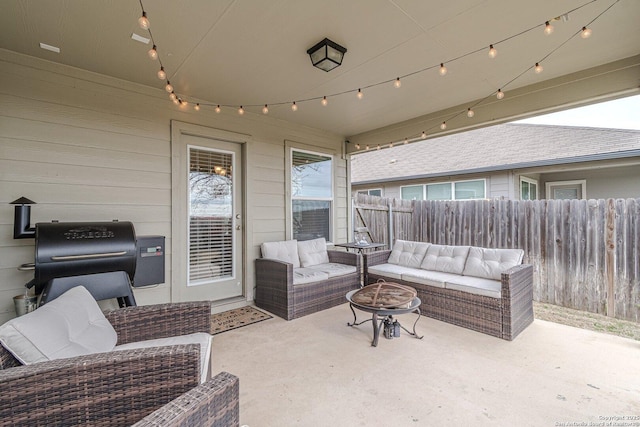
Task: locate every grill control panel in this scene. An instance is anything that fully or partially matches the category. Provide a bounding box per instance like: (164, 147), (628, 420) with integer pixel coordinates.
(133, 235), (165, 287)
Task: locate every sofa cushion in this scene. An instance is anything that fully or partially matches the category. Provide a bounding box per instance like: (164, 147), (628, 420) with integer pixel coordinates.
(420, 245), (471, 275)
(388, 240), (430, 268)
(293, 267), (329, 285)
(445, 276), (502, 299)
(115, 332), (212, 384)
(297, 238), (330, 267)
(261, 240), (300, 268)
(462, 247), (524, 280)
(0, 286), (117, 365)
(308, 263), (357, 278)
(401, 270), (463, 289)
(367, 263), (420, 281)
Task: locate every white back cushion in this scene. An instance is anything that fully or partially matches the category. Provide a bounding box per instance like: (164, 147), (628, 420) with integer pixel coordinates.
(297, 238), (330, 267)
(261, 240), (300, 268)
(388, 240), (430, 268)
(0, 286), (117, 365)
(462, 247), (524, 280)
(420, 245), (471, 274)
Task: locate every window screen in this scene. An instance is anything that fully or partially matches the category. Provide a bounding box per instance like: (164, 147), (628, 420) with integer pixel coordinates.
(291, 150), (332, 241)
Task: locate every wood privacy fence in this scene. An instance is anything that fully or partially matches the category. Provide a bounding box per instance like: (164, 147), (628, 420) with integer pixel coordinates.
(354, 194), (640, 322)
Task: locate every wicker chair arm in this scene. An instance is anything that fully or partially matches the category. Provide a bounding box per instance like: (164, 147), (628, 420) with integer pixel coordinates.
(0, 345), (201, 426)
(133, 371), (240, 427)
(363, 250), (392, 269)
(104, 301), (212, 345)
(327, 250), (360, 268)
(501, 264), (534, 299)
(255, 258), (293, 290)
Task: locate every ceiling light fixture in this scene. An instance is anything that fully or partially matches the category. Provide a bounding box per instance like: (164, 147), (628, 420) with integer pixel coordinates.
(306, 38), (347, 72)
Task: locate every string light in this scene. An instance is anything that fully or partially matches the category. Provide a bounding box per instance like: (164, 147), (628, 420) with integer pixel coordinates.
(357, 89), (363, 99)
(581, 26), (592, 38)
(403, 139), (408, 145)
(488, 45), (497, 58)
(439, 63), (447, 76)
(215, 105), (221, 113)
(321, 96), (328, 106)
(365, 145), (370, 151)
(496, 89), (505, 99)
(194, 103), (200, 111)
(421, 131), (426, 139)
(148, 45), (158, 60)
(440, 122), (447, 130)
(467, 108), (475, 118)
(262, 104), (269, 114)
(544, 21), (554, 35)
(291, 101), (298, 111)
(238, 106), (245, 115)
(394, 77), (401, 88)
(138, 11), (150, 30)
(534, 62), (544, 73)
(157, 66), (166, 80)
(165, 81), (173, 92)
(390, 142), (394, 148)
(355, 143), (360, 150)
(377, 144), (381, 150)
(169, 92), (176, 101)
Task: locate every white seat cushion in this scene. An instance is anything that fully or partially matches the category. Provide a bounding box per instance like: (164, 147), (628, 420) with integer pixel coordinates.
(307, 263), (357, 278)
(0, 286), (117, 365)
(114, 332), (212, 384)
(445, 276), (502, 299)
(420, 245), (471, 275)
(401, 270), (462, 289)
(293, 267), (329, 285)
(462, 247), (524, 280)
(367, 263), (419, 281)
(297, 238), (330, 267)
(261, 240), (300, 268)
(388, 240), (430, 268)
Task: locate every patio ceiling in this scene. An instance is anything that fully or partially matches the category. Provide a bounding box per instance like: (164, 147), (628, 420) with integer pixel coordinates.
(1, 0), (639, 142)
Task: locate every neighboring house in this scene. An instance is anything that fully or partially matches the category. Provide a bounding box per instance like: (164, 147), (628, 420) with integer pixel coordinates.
(351, 123), (640, 201)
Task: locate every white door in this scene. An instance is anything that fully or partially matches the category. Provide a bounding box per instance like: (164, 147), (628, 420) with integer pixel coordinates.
(171, 123), (245, 303)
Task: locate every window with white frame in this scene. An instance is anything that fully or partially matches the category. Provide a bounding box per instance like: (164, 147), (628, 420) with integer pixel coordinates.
(365, 189), (382, 197)
(520, 177), (538, 200)
(291, 149), (333, 241)
(401, 179), (486, 201)
(546, 180), (586, 200)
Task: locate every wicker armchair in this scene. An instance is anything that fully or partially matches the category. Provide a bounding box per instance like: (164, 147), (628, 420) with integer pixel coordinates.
(0, 301), (239, 426)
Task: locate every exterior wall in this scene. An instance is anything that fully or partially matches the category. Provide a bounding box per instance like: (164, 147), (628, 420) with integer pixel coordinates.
(539, 165), (640, 199)
(0, 50), (348, 322)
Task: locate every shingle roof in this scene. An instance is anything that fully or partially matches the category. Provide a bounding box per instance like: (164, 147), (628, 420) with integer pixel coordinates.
(350, 124), (640, 184)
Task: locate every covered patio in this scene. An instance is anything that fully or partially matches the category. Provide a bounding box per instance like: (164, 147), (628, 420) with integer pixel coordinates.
(212, 304), (639, 426)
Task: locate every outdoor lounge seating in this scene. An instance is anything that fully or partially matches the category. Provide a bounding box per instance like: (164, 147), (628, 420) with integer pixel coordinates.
(255, 238), (361, 320)
(364, 240), (534, 340)
(0, 287), (239, 426)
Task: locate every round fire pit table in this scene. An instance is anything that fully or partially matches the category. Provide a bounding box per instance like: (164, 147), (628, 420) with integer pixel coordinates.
(346, 283), (423, 347)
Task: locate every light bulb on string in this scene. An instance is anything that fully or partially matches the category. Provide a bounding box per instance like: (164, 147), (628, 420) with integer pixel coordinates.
(355, 143), (360, 150)
(440, 122), (447, 130)
(262, 104), (269, 114)
(581, 26), (592, 39)
(194, 103), (200, 111)
(291, 102), (298, 111)
(238, 106), (244, 115)
(172, 98), (179, 105)
(357, 89), (363, 99)
(169, 92), (176, 101)
(180, 99), (188, 108)
(421, 131), (427, 139)
(496, 89), (505, 100)
(321, 96), (328, 106)
(215, 105), (221, 113)
(394, 77), (401, 88)
(534, 62), (543, 73)
(467, 108), (475, 118)
(157, 67), (166, 80)
(439, 63), (447, 76)
(148, 45), (158, 60)
(165, 81), (173, 93)
(365, 145), (370, 151)
(138, 11), (150, 30)
(404, 138), (409, 144)
(390, 142), (394, 148)
(544, 21), (554, 35)
(377, 144), (381, 150)
(488, 45), (497, 58)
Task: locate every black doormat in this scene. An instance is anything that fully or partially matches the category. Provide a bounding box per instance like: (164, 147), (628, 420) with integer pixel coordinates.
(211, 306), (272, 335)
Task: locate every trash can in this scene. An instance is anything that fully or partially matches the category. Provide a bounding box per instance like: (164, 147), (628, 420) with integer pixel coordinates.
(13, 294), (37, 316)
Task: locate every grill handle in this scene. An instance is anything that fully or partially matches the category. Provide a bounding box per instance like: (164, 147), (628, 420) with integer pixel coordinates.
(50, 251), (128, 261)
(18, 263), (35, 271)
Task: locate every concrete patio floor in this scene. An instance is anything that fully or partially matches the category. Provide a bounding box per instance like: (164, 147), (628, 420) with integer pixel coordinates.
(211, 303), (640, 427)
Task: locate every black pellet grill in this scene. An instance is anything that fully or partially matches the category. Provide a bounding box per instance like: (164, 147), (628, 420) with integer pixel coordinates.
(25, 221), (164, 307)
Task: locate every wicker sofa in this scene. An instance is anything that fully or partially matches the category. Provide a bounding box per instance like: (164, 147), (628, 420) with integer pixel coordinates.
(364, 240), (534, 340)
(0, 300), (239, 426)
(255, 238), (360, 320)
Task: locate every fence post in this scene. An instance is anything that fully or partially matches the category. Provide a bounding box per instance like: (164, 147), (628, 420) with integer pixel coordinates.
(388, 203), (394, 249)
